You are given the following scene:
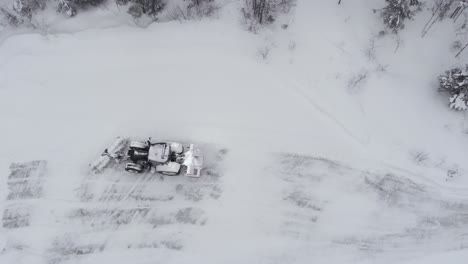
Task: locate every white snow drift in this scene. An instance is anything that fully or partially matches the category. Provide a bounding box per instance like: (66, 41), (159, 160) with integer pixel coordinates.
(1, 0), (468, 263)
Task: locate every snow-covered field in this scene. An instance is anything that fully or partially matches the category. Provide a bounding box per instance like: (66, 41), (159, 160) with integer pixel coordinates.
(1, 0), (468, 263)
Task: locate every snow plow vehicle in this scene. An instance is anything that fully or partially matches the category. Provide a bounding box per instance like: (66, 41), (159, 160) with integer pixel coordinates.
(90, 137), (204, 177)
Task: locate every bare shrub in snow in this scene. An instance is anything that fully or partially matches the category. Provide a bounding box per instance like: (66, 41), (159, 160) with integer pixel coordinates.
(167, 0), (218, 22)
(57, 0), (106, 17)
(242, 0), (295, 31)
(364, 37), (378, 62)
(186, 0), (218, 18)
(257, 46), (270, 60)
(452, 40), (463, 52)
(375, 64), (388, 74)
(347, 71), (368, 93)
(116, 0), (165, 20)
(288, 40), (296, 51)
(447, 166), (459, 179)
(410, 151), (429, 164)
(380, 0), (422, 33)
(439, 65), (468, 110)
(167, 5), (187, 22)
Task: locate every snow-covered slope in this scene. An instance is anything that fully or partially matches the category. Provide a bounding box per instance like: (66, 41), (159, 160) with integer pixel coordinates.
(1, 0), (468, 263)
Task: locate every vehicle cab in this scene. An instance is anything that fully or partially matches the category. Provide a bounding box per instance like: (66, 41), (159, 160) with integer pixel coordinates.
(148, 143), (170, 164)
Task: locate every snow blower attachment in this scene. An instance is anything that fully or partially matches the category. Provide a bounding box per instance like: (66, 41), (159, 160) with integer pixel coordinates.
(90, 137), (204, 177)
(90, 137), (127, 173)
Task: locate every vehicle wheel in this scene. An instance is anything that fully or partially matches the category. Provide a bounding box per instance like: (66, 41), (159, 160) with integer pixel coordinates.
(129, 141), (148, 151)
(125, 163), (144, 173)
(161, 171), (178, 176)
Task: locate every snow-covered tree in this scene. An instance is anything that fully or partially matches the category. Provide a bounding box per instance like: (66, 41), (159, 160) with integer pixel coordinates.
(57, 0), (106, 17)
(243, 0), (275, 27)
(0, 7), (22, 26)
(116, 0), (165, 20)
(439, 65), (468, 110)
(12, 0), (46, 19)
(381, 0), (422, 33)
(57, 0), (76, 16)
(449, 93), (467, 110)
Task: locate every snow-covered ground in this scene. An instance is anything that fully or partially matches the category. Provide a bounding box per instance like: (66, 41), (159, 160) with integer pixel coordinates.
(1, 0), (468, 263)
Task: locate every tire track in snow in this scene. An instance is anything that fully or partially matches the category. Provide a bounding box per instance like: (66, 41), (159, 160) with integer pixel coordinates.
(291, 83), (370, 147)
(271, 153), (468, 262)
(45, 145), (226, 263)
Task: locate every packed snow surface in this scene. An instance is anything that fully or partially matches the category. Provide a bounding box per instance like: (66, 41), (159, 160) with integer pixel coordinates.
(1, 0), (468, 263)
